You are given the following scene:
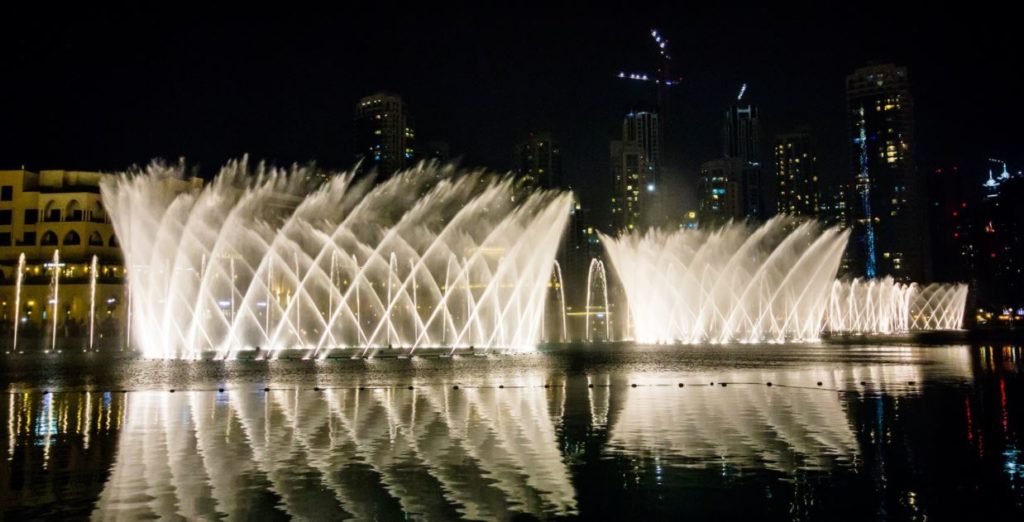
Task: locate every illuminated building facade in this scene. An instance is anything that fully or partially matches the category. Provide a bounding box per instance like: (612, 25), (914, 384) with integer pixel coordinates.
(515, 131), (563, 189)
(775, 132), (820, 217)
(355, 93), (415, 177)
(698, 158), (760, 227)
(846, 64), (925, 281)
(0, 170), (125, 347)
(610, 140), (646, 232)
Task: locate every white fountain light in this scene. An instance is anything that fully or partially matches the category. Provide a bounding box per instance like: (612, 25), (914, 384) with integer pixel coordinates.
(826, 278), (968, 334)
(603, 217), (968, 343)
(101, 159), (572, 360)
(603, 217), (850, 344)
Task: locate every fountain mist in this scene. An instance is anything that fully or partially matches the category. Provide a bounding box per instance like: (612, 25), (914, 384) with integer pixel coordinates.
(101, 159), (572, 359)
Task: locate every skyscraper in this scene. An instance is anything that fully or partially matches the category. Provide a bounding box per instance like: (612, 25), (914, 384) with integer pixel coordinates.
(697, 157), (764, 227)
(774, 132), (820, 217)
(610, 140), (646, 231)
(697, 158), (740, 228)
(720, 95), (764, 220)
(846, 64), (924, 281)
(723, 103), (760, 164)
(622, 110), (661, 186)
(515, 131), (563, 189)
(610, 109), (662, 230)
(354, 93), (415, 177)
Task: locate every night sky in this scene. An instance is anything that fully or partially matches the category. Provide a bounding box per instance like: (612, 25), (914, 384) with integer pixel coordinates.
(2, 4), (1020, 214)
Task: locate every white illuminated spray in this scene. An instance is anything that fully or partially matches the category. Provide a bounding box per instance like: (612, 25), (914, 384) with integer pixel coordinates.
(603, 218), (968, 343)
(49, 249), (60, 352)
(737, 82), (747, 101)
(89, 255), (98, 351)
(584, 259), (610, 342)
(101, 159), (571, 359)
(12, 253), (25, 352)
(552, 260), (568, 342)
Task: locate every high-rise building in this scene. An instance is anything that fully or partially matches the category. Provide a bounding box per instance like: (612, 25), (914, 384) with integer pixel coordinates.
(845, 64), (925, 281)
(724, 103), (760, 164)
(697, 157), (762, 228)
(927, 165), (974, 284)
(610, 109), (662, 231)
(721, 98), (764, 220)
(354, 93), (415, 177)
(820, 182), (854, 275)
(623, 110), (661, 186)
(698, 158), (738, 227)
(514, 132), (563, 189)
(971, 162), (1024, 316)
(775, 132), (820, 217)
(610, 140), (646, 232)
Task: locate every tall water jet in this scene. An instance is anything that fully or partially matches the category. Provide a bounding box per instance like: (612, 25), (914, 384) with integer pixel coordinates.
(826, 278), (968, 333)
(602, 217), (850, 343)
(101, 159), (572, 359)
(584, 259), (611, 342)
(89, 255), (98, 351)
(552, 260), (568, 342)
(49, 249), (60, 352)
(11, 253), (25, 352)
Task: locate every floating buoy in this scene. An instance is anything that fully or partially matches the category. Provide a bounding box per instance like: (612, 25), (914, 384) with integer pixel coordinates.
(169, 389), (175, 393)
(766, 382), (772, 387)
(817, 381), (823, 386)
(218, 388), (225, 393)
(678, 383), (684, 387)
(453, 385), (460, 390)
(720, 383), (727, 387)
(631, 383), (637, 388)
(498, 385), (504, 389)
(588, 383), (594, 388)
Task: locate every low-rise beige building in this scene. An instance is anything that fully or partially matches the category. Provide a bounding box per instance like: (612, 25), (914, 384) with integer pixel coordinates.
(0, 169), (126, 350)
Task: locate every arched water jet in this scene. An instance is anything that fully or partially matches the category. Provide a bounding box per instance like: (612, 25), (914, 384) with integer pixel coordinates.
(101, 159), (572, 359)
(585, 259), (611, 342)
(551, 260), (568, 342)
(603, 218), (968, 343)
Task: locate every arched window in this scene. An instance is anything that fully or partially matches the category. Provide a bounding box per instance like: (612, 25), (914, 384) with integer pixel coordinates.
(88, 231), (104, 246)
(93, 202), (106, 222)
(109, 235), (120, 247)
(41, 231), (58, 246)
(63, 230), (81, 245)
(43, 201), (61, 222)
(65, 200), (82, 221)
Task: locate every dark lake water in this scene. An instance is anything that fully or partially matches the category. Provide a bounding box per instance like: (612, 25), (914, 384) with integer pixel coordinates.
(2, 343), (1023, 520)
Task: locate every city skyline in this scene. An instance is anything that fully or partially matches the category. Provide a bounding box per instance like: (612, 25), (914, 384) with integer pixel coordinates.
(3, 6), (1019, 202)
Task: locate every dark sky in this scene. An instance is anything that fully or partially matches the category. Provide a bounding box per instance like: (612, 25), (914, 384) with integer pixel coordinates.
(2, 4), (1020, 216)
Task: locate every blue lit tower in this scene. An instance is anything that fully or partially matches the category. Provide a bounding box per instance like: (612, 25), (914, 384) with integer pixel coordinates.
(845, 64), (924, 281)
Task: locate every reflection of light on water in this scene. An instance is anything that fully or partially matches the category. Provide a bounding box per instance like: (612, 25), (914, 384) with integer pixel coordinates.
(92, 384), (577, 520)
(602, 361), (973, 474)
(7, 393), (13, 461)
(607, 383), (858, 472)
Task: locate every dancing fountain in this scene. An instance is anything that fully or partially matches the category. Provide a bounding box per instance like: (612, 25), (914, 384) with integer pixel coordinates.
(101, 159), (572, 360)
(602, 217), (968, 344)
(826, 278), (969, 334)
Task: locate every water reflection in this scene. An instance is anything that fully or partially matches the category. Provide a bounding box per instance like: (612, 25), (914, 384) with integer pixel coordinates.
(2, 344), (1023, 519)
(92, 381), (575, 520)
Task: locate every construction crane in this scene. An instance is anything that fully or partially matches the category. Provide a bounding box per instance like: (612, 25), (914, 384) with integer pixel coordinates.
(617, 28), (683, 111)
